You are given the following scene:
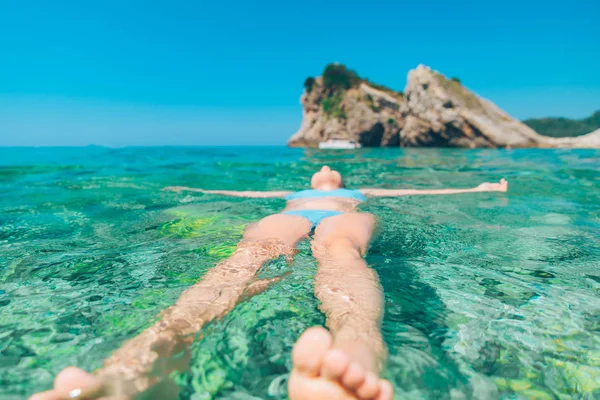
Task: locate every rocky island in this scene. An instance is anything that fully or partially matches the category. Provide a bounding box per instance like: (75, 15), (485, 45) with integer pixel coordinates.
(288, 64), (600, 148)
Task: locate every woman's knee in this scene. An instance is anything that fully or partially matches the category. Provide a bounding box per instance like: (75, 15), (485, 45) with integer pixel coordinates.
(328, 236), (358, 250)
(313, 235), (362, 259)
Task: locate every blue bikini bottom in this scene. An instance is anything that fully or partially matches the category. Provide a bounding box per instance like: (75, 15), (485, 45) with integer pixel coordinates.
(281, 210), (343, 228)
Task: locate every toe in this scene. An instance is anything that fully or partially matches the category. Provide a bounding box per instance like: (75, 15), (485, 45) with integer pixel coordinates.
(55, 367), (95, 387)
(321, 349), (349, 380)
(376, 380), (394, 400)
(292, 327), (332, 377)
(341, 362), (365, 390)
(54, 367), (103, 398)
(356, 372), (380, 399)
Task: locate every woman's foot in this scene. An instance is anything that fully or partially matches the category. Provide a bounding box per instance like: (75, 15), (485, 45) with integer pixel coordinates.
(289, 327), (393, 400)
(29, 367), (118, 400)
(31, 327), (394, 400)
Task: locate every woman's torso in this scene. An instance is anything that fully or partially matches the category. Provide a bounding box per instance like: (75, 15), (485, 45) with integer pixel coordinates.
(284, 197), (361, 213)
(283, 189), (366, 213)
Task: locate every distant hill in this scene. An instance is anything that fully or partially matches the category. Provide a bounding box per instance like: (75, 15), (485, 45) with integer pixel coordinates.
(288, 63), (600, 148)
(523, 111), (600, 138)
(290, 64), (549, 148)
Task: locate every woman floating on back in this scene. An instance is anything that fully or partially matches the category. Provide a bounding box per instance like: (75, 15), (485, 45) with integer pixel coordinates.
(32, 166), (507, 400)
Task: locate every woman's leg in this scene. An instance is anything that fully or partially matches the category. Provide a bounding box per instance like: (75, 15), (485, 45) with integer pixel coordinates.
(312, 212), (385, 371)
(289, 213), (393, 400)
(31, 214), (312, 400)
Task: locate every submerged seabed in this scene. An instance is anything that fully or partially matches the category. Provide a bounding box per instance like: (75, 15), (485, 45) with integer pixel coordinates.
(1, 146), (599, 399)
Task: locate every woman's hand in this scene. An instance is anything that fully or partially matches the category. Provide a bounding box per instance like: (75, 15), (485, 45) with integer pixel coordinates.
(476, 179), (508, 192)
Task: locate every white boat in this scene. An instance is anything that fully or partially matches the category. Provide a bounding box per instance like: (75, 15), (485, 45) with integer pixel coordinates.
(318, 139), (362, 149)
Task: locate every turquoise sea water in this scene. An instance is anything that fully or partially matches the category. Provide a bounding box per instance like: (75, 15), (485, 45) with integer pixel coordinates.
(1, 147), (599, 400)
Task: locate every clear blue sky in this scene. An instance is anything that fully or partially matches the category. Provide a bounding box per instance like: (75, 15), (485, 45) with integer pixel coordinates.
(1, 0), (598, 146)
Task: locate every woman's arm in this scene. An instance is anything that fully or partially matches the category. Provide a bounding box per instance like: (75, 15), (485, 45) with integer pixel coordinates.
(360, 179), (508, 197)
(164, 186), (291, 198)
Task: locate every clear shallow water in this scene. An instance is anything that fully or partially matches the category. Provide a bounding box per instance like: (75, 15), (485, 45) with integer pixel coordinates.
(1, 146), (599, 400)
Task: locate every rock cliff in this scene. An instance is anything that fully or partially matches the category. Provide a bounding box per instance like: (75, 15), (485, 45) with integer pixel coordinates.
(288, 77), (405, 147)
(288, 64), (600, 149)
